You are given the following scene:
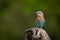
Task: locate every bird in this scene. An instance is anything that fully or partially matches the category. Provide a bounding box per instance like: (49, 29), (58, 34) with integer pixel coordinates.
(36, 11), (45, 29)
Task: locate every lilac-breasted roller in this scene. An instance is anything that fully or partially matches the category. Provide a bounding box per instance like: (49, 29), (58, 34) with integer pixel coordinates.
(36, 11), (45, 28)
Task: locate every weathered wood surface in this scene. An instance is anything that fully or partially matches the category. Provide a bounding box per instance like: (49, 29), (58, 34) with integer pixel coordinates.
(25, 27), (51, 40)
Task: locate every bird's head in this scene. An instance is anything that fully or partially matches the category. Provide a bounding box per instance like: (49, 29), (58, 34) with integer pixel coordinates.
(36, 11), (44, 17)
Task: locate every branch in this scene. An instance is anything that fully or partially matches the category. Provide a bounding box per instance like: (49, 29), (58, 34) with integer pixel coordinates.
(25, 27), (51, 40)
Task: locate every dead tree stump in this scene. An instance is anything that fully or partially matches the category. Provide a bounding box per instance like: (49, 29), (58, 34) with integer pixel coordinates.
(25, 27), (51, 40)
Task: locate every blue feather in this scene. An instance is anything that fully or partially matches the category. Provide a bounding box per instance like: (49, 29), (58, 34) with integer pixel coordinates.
(36, 21), (45, 28)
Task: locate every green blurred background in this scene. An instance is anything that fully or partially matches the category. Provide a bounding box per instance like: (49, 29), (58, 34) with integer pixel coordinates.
(0, 0), (60, 40)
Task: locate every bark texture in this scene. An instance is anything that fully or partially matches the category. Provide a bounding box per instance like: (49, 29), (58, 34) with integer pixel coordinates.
(25, 27), (51, 40)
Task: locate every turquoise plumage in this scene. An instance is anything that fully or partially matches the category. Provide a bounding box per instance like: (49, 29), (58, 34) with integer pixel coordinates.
(36, 21), (45, 28)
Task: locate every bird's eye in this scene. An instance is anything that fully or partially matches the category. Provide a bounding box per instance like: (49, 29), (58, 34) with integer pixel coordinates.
(38, 13), (41, 14)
